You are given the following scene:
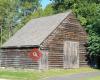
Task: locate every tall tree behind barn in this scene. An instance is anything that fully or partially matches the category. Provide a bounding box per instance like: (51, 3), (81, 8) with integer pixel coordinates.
(0, 10), (88, 69)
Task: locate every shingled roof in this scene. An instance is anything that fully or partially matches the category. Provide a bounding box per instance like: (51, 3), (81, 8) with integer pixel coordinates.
(2, 11), (72, 48)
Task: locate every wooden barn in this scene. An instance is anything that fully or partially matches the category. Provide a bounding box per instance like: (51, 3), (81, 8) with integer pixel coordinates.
(0, 11), (88, 69)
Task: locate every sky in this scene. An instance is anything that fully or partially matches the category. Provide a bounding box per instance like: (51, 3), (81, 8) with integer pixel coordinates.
(41, 0), (52, 9)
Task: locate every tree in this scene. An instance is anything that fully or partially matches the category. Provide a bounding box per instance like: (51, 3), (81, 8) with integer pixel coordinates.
(0, 0), (41, 46)
(0, 0), (19, 45)
(43, 4), (54, 16)
(20, 0), (40, 16)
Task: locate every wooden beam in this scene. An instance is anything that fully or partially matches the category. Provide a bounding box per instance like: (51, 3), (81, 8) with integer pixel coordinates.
(0, 25), (2, 46)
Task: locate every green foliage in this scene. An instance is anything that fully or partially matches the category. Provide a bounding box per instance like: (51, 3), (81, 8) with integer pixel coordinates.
(77, 15), (87, 26)
(0, 0), (40, 46)
(43, 4), (54, 16)
(0, 0), (17, 24)
(51, 0), (100, 25)
(92, 19), (100, 35)
(0, 0), (19, 46)
(28, 3), (54, 18)
(88, 35), (100, 55)
(87, 19), (100, 56)
(51, 0), (75, 13)
(73, 2), (100, 25)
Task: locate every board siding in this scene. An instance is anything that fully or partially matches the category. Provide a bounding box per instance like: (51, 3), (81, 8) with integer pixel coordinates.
(0, 49), (39, 69)
(63, 41), (79, 69)
(41, 13), (88, 68)
(39, 50), (48, 70)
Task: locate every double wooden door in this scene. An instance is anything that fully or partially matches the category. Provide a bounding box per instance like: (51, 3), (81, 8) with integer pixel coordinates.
(63, 41), (79, 68)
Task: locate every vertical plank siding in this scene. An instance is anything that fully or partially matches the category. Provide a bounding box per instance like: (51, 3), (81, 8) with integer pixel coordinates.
(63, 41), (79, 68)
(39, 50), (48, 70)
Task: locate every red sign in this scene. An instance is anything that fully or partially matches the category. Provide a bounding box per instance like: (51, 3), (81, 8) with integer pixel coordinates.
(28, 48), (42, 61)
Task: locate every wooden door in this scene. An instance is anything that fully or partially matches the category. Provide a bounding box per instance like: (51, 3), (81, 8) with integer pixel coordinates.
(63, 41), (79, 68)
(39, 50), (48, 70)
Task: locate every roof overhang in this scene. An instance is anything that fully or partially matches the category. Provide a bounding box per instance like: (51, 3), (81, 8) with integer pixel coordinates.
(0, 45), (40, 49)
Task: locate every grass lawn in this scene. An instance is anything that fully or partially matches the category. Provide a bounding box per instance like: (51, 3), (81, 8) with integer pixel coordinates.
(0, 67), (99, 80)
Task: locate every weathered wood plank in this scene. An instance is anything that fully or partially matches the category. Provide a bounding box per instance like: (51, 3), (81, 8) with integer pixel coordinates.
(63, 41), (79, 69)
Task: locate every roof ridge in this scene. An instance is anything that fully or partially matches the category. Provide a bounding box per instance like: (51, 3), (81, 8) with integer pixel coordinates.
(31, 10), (72, 20)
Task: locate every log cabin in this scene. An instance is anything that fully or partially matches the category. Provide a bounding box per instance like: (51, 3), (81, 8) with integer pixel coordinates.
(0, 10), (88, 69)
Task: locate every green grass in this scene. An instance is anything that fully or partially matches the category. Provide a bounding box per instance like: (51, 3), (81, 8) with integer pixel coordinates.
(0, 67), (99, 80)
(86, 76), (100, 80)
